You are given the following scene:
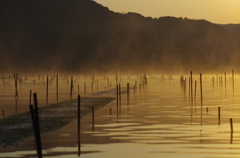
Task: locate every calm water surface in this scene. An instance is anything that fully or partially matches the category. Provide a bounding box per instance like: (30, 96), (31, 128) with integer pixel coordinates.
(1, 74), (240, 158)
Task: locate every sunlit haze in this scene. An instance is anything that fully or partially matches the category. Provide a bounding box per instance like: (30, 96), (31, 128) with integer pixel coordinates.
(1, 1), (240, 157)
(94, 0), (240, 24)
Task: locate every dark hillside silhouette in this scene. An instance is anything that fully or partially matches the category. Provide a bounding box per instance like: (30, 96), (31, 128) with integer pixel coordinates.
(221, 24), (240, 35)
(0, 0), (240, 74)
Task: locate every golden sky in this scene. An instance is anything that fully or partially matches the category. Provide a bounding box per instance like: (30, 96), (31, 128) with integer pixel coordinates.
(94, 0), (240, 24)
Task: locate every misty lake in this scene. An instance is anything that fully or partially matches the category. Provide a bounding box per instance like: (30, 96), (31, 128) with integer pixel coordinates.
(1, 73), (240, 158)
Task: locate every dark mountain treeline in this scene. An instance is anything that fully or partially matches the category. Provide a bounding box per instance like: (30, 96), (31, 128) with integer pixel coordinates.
(0, 0), (240, 74)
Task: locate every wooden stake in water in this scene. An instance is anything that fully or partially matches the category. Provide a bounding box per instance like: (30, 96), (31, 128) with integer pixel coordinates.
(70, 76), (73, 99)
(190, 71), (193, 103)
(224, 71), (227, 90)
(200, 73), (203, 125)
(119, 84), (121, 105)
(232, 69), (234, 92)
(30, 93), (42, 158)
(218, 107), (221, 125)
(116, 85), (119, 107)
(29, 90), (32, 106)
(78, 95), (81, 130)
(92, 106), (94, 131)
(56, 75), (58, 103)
(230, 118), (233, 133)
(127, 83), (130, 101)
(200, 73), (203, 106)
(194, 80), (197, 100)
(46, 76), (48, 105)
(188, 77), (190, 102)
(14, 73), (18, 98)
(77, 95), (81, 157)
(91, 83), (93, 93)
(84, 83), (86, 97)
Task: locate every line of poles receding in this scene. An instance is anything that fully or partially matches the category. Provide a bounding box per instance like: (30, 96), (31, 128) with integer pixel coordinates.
(1, 72), (238, 156)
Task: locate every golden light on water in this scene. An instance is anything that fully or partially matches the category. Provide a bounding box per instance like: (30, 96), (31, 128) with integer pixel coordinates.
(1, 73), (240, 157)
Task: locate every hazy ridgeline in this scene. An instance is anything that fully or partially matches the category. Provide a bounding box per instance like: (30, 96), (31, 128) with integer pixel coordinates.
(0, 0), (240, 74)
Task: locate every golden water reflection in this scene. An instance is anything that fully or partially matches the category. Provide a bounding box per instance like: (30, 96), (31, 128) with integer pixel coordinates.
(1, 74), (240, 157)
